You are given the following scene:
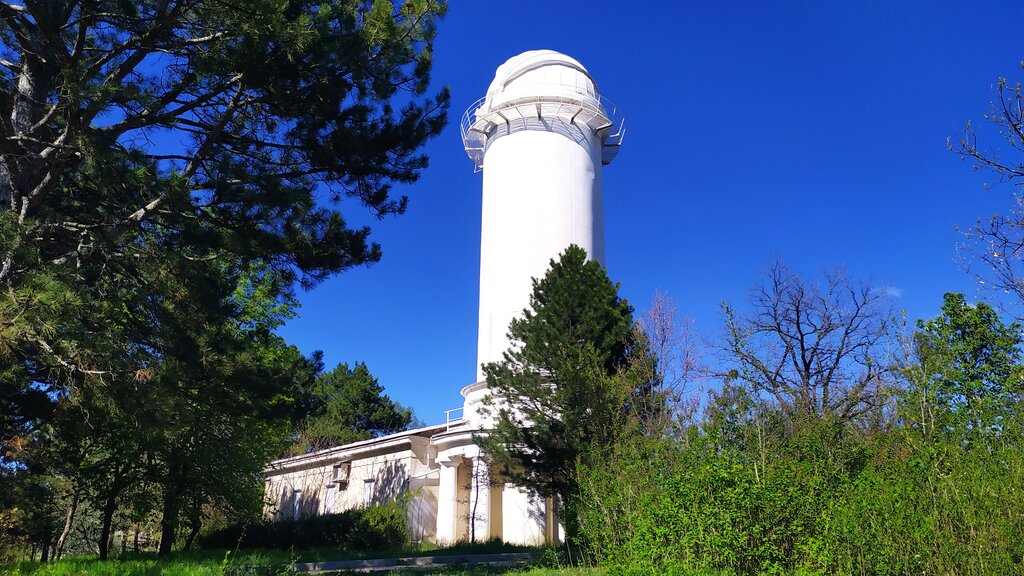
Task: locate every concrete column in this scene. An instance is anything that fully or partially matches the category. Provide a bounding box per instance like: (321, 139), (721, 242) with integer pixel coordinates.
(436, 458), (461, 546)
(489, 476), (503, 541)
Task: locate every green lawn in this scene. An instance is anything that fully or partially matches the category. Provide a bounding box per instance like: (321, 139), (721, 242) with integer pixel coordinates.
(0, 546), (599, 576)
(370, 565), (721, 576)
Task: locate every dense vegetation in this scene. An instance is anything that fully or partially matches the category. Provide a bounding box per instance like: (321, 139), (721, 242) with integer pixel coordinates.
(479, 250), (1024, 575)
(3, 0), (1024, 573)
(200, 501), (407, 552)
(0, 0), (447, 561)
(572, 284), (1024, 575)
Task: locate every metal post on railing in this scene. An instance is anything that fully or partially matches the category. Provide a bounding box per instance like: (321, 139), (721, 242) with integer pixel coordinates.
(444, 407), (464, 430)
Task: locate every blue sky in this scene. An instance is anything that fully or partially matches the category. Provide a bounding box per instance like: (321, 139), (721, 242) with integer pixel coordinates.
(277, 1), (1024, 423)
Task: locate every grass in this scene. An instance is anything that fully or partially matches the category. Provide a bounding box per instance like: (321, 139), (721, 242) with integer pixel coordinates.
(0, 542), (577, 576)
(0, 552), (264, 576)
(0, 558), (598, 576)
(374, 565), (598, 569)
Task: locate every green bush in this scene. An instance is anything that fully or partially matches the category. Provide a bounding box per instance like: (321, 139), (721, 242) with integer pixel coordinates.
(348, 502), (408, 550)
(578, 418), (1024, 576)
(199, 501), (407, 551)
(809, 442), (1024, 576)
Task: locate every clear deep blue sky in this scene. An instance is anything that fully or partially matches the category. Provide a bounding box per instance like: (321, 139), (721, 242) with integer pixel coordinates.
(277, 1), (1024, 423)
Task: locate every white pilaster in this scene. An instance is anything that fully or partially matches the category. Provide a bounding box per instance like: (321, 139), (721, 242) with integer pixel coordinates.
(435, 456), (462, 546)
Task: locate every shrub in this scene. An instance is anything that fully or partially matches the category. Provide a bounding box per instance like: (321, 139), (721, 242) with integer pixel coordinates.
(577, 415), (1024, 576)
(199, 501), (407, 551)
(348, 501), (407, 550)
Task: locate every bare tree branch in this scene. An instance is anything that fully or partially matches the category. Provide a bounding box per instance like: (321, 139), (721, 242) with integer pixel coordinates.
(719, 262), (896, 425)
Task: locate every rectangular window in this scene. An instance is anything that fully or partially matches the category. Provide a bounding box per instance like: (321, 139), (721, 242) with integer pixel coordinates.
(363, 479), (375, 507)
(292, 489), (302, 520)
(324, 484), (336, 514)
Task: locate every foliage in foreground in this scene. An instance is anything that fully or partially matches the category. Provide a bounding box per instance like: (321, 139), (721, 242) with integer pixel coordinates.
(0, 548), (607, 576)
(200, 501), (406, 552)
(577, 292), (1024, 576)
(581, 418), (1024, 576)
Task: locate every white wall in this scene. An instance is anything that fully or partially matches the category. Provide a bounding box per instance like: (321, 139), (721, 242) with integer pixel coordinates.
(476, 127), (603, 381)
(262, 439), (438, 541)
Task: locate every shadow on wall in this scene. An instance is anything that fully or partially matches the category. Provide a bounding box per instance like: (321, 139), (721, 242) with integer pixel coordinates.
(484, 115), (593, 156)
(528, 492), (547, 539)
(408, 471), (439, 545)
(373, 460), (409, 505)
(275, 485), (322, 521)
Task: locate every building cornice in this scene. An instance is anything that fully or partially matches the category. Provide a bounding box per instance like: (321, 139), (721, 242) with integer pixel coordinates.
(264, 423), (448, 476)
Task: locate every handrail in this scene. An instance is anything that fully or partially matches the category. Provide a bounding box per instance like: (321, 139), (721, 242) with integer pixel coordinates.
(460, 90), (625, 171)
(444, 407), (464, 430)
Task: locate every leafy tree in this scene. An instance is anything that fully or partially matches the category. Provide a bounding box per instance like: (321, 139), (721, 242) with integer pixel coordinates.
(907, 293), (1024, 444)
(476, 244), (636, 539)
(140, 260), (322, 555)
(0, 0), (448, 556)
(292, 362), (413, 455)
(0, 0), (448, 459)
(720, 263), (895, 425)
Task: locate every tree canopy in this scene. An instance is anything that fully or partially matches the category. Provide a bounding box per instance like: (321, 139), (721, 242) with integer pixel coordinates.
(907, 292), (1024, 444)
(957, 73), (1024, 316)
(291, 361), (414, 455)
(720, 264), (895, 424)
(0, 0), (448, 558)
(0, 0), (448, 407)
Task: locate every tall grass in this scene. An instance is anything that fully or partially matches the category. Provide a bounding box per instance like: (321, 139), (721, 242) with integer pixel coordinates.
(578, 421), (1024, 576)
(1, 551), (604, 576)
(0, 550), (284, 576)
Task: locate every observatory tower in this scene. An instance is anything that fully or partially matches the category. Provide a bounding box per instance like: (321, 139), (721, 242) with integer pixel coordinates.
(261, 51), (624, 550)
(461, 49), (625, 387)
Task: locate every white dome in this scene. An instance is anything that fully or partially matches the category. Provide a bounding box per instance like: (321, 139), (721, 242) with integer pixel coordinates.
(482, 49), (600, 113)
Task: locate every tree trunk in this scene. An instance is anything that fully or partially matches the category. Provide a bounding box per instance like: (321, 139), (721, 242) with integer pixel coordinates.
(182, 517), (201, 552)
(157, 488), (180, 557)
(98, 491), (118, 560)
(133, 524), (140, 553)
(469, 459), (478, 544)
(54, 487), (80, 560)
(40, 541), (49, 563)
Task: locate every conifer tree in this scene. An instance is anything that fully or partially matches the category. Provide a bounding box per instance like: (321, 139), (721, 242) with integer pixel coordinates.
(1, 0), (447, 553)
(292, 362), (413, 455)
(477, 244), (636, 539)
(0, 0), (448, 455)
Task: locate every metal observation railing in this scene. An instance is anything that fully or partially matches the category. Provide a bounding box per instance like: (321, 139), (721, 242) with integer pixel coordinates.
(444, 407), (464, 430)
(460, 91), (625, 172)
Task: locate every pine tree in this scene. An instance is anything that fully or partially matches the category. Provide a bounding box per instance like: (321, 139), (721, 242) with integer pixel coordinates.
(292, 362), (413, 455)
(477, 244), (636, 539)
(0, 0), (447, 554)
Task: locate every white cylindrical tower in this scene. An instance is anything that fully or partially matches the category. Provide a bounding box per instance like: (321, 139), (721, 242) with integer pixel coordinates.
(461, 50), (624, 387)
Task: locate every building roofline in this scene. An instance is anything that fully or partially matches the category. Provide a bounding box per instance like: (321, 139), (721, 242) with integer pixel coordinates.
(264, 422), (449, 475)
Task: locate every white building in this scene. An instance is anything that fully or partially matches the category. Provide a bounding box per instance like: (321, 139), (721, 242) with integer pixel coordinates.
(263, 49), (623, 546)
